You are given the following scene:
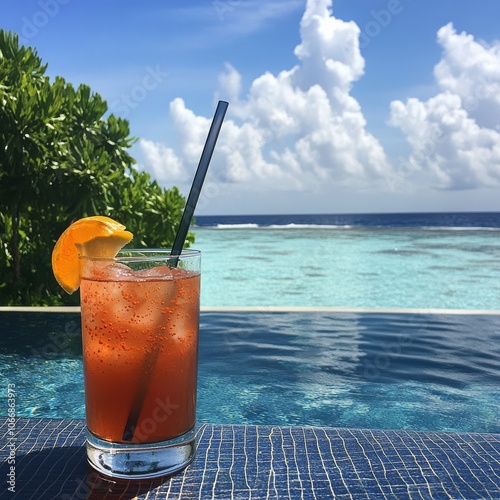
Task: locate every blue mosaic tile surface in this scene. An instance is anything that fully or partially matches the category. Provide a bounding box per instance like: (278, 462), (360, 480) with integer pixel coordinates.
(1, 418), (499, 499)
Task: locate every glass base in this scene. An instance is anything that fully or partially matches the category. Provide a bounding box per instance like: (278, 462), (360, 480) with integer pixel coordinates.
(86, 427), (196, 479)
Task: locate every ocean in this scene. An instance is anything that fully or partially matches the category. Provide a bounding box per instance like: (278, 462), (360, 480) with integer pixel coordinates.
(192, 212), (500, 310)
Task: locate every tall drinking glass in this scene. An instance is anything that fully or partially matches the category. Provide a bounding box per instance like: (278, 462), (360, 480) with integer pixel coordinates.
(79, 249), (201, 479)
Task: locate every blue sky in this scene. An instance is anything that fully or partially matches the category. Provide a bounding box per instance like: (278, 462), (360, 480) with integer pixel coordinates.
(3, 0), (500, 214)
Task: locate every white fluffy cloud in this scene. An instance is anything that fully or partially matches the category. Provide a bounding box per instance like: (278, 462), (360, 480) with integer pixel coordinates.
(389, 23), (500, 189)
(140, 138), (186, 184)
(139, 0), (392, 193)
(139, 2), (500, 196)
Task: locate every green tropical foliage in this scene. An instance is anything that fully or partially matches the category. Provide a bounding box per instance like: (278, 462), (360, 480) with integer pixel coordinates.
(0, 30), (193, 306)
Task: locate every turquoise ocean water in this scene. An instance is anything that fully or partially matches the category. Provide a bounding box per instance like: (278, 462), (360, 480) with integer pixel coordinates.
(194, 212), (500, 310)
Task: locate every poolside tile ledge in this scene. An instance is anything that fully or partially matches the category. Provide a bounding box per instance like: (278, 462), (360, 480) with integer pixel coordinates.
(1, 417), (499, 499)
(2, 305), (500, 314)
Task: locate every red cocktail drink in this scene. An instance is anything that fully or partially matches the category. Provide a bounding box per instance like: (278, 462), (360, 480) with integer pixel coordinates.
(80, 249), (200, 479)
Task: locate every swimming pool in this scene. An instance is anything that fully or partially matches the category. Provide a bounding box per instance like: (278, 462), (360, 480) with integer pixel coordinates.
(1, 309), (499, 434)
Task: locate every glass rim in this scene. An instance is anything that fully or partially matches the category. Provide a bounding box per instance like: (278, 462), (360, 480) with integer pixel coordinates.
(79, 248), (201, 262)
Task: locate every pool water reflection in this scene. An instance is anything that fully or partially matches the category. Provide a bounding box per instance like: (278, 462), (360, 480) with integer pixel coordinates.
(0, 309), (499, 433)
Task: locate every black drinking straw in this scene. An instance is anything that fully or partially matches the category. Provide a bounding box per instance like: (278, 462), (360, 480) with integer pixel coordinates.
(170, 101), (229, 263)
(122, 100), (229, 442)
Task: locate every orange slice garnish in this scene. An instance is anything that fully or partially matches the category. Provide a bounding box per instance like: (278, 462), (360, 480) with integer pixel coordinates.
(52, 216), (133, 294)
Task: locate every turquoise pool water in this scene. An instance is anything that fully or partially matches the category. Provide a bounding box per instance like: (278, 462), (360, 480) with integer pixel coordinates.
(1, 310), (499, 434)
